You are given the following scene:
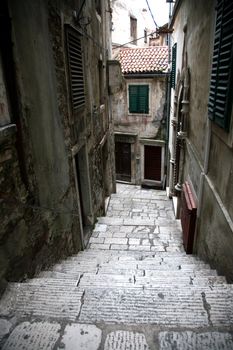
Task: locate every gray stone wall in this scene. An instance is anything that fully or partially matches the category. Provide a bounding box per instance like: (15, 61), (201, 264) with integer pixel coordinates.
(170, 0), (233, 281)
(0, 0), (115, 293)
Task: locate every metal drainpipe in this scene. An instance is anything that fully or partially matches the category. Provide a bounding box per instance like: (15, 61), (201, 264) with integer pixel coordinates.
(197, 119), (211, 218)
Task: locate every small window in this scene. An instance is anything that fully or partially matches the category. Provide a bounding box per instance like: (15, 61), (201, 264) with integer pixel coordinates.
(66, 26), (85, 110)
(208, 0), (233, 131)
(128, 85), (149, 114)
(130, 16), (137, 45)
(144, 29), (147, 43)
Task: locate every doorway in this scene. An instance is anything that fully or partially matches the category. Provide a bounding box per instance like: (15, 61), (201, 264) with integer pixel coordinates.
(115, 141), (131, 182)
(74, 145), (93, 246)
(144, 145), (162, 181)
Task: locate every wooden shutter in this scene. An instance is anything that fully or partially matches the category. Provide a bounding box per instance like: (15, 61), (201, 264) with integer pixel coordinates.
(171, 43), (177, 89)
(129, 85), (138, 113)
(128, 85), (149, 114)
(138, 85), (149, 113)
(66, 27), (85, 110)
(208, 0), (233, 131)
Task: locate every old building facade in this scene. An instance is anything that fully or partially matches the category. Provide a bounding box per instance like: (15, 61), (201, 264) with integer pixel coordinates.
(0, 0), (115, 293)
(111, 46), (169, 187)
(110, 1), (169, 187)
(168, 0), (233, 281)
(110, 0), (156, 52)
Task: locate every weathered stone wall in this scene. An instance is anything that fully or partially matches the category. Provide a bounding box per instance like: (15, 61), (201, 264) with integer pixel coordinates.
(0, 0), (115, 293)
(113, 77), (167, 140)
(170, 0), (233, 281)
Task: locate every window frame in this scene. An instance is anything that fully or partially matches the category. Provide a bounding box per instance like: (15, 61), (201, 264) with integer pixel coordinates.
(65, 25), (85, 111)
(127, 83), (151, 115)
(130, 16), (137, 45)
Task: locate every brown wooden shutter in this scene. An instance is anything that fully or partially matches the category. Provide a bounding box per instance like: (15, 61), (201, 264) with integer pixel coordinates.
(66, 26), (85, 110)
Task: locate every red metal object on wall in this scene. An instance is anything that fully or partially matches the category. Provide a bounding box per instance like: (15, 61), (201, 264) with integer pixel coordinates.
(180, 181), (197, 254)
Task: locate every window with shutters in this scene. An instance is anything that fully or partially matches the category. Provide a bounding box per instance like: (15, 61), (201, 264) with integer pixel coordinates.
(171, 43), (177, 89)
(66, 26), (85, 110)
(208, 0), (233, 131)
(128, 84), (149, 114)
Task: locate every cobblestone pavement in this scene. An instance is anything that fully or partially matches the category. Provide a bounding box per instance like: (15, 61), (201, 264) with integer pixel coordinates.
(0, 184), (233, 349)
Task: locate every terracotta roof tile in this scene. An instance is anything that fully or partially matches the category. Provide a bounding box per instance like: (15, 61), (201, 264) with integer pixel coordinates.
(119, 46), (168, 74)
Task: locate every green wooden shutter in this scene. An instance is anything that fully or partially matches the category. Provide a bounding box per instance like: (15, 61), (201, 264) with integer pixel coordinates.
(129, 85), (138, 113)
(138, 85), (149, 113)
(128, 85), (149, 113)
(171, 43), (177, 89)
(208, 0), (233, 131)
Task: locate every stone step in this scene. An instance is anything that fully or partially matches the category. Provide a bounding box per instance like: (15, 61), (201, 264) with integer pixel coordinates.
(38, 270), (82, 280)
(110, 192), (168, 200)
(78, 273), (226, 289)
(79, 286), (233, 327)
(73, 249), (194, 258)
(48, 256), (211, 273)
(96, 219), (182, 229)
(0, 282), (84, 320)
(66, 253), (202, 264)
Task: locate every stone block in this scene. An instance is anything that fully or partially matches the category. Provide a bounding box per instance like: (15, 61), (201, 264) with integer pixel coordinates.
(159, 331), (233, 350)
(110, 244), (128, 251)
(104, 330), (149, 349)
(2, 321), (60, 350)
(104, 238), (128, 245)
(58, 324), (102, 350)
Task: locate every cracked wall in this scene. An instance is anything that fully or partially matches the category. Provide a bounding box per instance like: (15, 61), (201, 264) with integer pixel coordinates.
(0, 0), (115, 294)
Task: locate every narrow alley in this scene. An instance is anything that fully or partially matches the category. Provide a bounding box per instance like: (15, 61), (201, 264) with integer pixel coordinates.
(0, 184), (233, 349)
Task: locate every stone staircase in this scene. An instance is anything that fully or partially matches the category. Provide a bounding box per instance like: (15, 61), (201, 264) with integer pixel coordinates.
(0, 184), (233, 349)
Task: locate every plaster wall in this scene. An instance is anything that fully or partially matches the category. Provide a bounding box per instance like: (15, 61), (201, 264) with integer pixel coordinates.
(170, 0), (233, 281)
(171, 0), (215, 168)
(111, 0), (155, 48)
(113, 77), (167, 139)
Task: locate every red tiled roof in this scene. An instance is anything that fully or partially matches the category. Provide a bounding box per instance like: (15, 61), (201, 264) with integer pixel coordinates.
(119, 46), (168, 74)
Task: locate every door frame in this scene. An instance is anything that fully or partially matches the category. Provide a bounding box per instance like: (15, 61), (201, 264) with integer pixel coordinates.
(114, 132), (137, 184)
(140, 138), (165, 187)
(71, 138), (93, 248)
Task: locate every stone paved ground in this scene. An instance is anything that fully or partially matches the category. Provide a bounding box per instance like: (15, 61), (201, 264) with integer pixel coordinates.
(0, 184), (233, 349)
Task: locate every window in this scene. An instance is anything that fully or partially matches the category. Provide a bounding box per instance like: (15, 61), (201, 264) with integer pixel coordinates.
(144, 29), (147, 43)
(171, 43), (177, 89)
(66, 26), (85, 110)
(208, 0), (233, 131)
(128, 85), (149, 114)
(130, 16), (137, 45)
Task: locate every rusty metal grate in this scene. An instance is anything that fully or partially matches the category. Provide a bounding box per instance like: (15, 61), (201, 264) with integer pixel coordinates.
(66, 26), (85, 110)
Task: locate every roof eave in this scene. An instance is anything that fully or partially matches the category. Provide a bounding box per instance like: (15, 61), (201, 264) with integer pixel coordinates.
(123, 72), (169, 78)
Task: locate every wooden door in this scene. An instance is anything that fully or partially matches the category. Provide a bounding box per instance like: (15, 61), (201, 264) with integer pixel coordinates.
(144, 145), (161, 181)
(115, 142), (131, 182)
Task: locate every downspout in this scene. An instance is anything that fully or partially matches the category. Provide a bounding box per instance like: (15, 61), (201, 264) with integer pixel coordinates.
(198, 118), (211, 215)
